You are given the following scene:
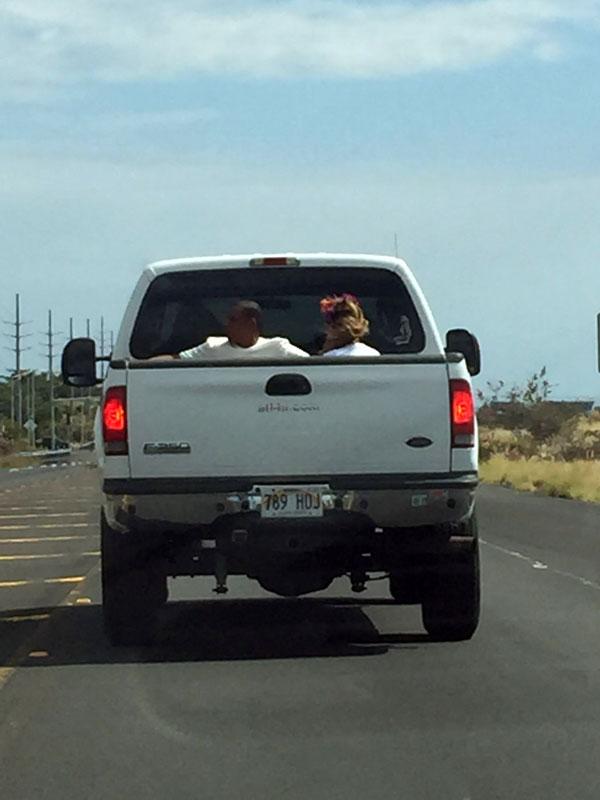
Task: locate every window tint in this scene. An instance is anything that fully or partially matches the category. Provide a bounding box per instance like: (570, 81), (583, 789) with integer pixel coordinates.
(129, 267), (425, 358)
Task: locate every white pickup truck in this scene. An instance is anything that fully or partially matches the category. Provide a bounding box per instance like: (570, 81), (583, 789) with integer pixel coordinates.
(62, 253), (481, 645)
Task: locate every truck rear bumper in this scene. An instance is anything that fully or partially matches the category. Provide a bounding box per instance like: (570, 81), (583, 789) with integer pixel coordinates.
(102, 472), (477, 533)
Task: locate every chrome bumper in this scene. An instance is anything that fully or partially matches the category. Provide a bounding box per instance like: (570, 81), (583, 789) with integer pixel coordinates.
(103, 478), (477, 533)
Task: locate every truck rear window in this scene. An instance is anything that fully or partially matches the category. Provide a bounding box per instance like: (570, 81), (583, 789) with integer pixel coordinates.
(130, 267), (425, 358)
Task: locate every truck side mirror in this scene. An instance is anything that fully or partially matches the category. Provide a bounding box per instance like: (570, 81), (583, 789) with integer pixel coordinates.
(446, 329), (481, 376)
(61, 338), (101, 387)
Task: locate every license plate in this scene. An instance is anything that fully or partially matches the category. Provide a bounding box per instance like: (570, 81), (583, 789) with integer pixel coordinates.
(257, 485), (326, 519)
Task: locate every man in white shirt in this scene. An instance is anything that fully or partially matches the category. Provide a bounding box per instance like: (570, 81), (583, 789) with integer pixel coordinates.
(180, 301), (308, 360)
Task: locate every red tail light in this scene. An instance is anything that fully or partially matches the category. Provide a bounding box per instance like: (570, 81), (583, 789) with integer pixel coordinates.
(249, 256), (300, 266)
(103, 386), (128, 455)
(450, 379), (475, 448)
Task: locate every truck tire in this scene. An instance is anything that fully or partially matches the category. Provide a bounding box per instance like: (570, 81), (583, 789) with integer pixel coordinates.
(421, 516), (481, 642)
(101, 511), (166, 646)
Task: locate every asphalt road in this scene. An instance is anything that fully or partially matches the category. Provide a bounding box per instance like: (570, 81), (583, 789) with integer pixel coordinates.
(0, 466), (599, 800)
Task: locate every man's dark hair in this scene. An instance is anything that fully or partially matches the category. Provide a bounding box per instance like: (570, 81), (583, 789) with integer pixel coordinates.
(234, 300), (263, 330)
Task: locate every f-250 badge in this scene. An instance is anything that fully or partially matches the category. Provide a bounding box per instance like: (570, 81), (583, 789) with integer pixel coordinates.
(143, 442), (191, 455)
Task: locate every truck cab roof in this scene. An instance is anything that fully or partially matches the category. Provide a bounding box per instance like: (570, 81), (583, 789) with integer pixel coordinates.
(146, 253), (410, 277)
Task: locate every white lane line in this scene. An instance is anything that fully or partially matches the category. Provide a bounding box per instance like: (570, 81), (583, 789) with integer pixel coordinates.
(0, 551), (99, 561)
(0, 512), (88, 520)
(0, 535), (93, 544)
(0, 504), (90, 511)
(481, 539), (600, 592)
(0, 523), (93, 530)
(5, 491), (97, 495)
(0, 498), (96, 503)
(0, 496), (93, 501)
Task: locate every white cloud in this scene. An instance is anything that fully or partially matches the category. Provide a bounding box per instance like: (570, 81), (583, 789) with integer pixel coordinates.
(0, 0), (598, 100)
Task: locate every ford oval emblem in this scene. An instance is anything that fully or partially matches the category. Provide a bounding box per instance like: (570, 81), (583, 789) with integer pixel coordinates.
(406, 436), (433, 448)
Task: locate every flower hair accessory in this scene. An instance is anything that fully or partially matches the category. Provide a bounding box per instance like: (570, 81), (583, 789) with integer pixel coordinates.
(319, 294), (359, 322)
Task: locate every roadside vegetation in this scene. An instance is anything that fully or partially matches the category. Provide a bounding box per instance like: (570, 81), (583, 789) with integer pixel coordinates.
(0, 375), (100, 468)
(478, 367), (600, 503)
(0, 453), (37, 470)
(480, 456), (600, 503)
(0, 426), (35, 470)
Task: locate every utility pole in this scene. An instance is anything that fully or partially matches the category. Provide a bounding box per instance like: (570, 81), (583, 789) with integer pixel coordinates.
(3, 293), (31, 429)
(30, 371), (36, 447)
(82, 318), (92, 442)
(22, 370), (36, 448)
(394, 233), (399, 258)
(99, 316), (106, 380)
(41, 310), (60, 450)
(68, 317), (75, 445)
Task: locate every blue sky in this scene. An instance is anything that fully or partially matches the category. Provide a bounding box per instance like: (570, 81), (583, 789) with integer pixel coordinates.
(1, 0), (600, 398)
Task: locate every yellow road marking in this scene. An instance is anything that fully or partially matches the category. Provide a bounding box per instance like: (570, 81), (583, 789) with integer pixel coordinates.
(62, 562), (100, 607)
(0, 562), (98, 692)
(0, 575), (84, 588)
(28, 651), (49, 659)
(0, 551), (99, 561)
(0, 668), (14, 689)
(0, 535), (93, 544)
(0, 512), (88, 520)
(2, 613), (51, 623)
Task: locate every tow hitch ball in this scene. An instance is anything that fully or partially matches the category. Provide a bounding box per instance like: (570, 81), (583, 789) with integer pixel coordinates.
(214, 552), (228, 595)
(350, 569), (367, 593)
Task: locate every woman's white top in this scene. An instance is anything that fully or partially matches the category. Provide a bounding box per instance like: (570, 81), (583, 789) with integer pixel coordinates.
(324, 342), (380, 357)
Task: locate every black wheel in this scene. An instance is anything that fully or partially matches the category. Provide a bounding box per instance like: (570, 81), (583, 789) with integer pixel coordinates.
(101, 511), (167, 646)
(421, 515), (481, 642)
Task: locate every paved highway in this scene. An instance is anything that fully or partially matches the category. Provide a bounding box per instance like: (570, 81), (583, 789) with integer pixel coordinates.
(0, 466), (599, 799)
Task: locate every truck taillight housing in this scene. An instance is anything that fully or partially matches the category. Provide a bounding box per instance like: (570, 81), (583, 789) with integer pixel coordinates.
(103, 386), (128, 455)
(450, 379), (475, 448)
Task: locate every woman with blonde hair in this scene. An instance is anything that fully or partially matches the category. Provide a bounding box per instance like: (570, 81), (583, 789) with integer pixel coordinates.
(319, 293), (380, 356)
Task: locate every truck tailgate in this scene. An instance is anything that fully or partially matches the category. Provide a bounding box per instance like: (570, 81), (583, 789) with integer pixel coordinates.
(126, 363), (451, 479)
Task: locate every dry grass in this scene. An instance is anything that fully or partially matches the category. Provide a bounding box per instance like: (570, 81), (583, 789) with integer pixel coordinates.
(480, 455), (600, 503)
(0, 454), (37, 470)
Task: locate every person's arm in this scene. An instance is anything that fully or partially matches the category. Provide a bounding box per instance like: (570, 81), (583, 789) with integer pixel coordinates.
(278, 339), (310, 358)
